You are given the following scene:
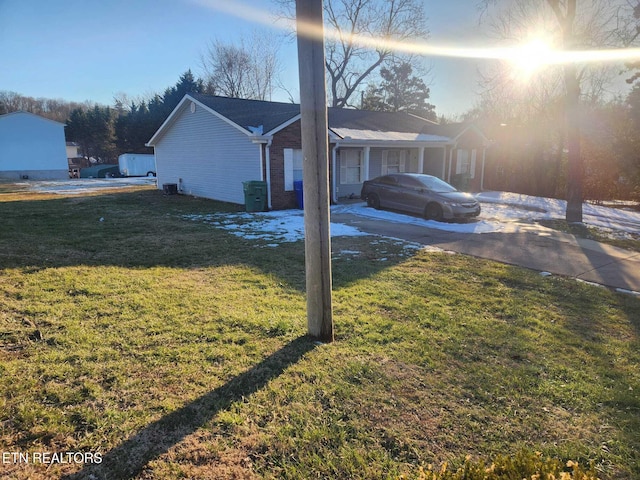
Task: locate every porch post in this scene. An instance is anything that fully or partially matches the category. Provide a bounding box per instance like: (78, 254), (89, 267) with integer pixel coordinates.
(418, 147), (424, 174)
(480, 147), (486, 191)
(332, 143), (338, 203)
(363, 146), (370, 180)
(441, 146), (446, 179)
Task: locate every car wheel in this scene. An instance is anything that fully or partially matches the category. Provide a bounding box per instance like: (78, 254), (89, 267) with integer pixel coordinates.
(367, 193), (380, 209)
(425, 202), (443, 221)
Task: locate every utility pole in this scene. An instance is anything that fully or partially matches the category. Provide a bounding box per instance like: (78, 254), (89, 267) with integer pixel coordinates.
(295, 0), (334, 342)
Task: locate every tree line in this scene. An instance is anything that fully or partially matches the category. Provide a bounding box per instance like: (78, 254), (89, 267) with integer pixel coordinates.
(0, 0), (439, 164)
(474, 0), (640, 205)
(0, 71), (205, 163)
(0, 91), (92, 124)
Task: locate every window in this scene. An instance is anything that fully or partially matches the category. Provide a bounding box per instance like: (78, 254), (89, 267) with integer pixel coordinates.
(382, 150), (407, 174)
(379, 175), (397, 185)
(340, 149), (363, 184)
(293, 151), (303, 182)
(455, 149), (476, 178)
(284, 148), (303, 191)
(397, 176), (421, 188)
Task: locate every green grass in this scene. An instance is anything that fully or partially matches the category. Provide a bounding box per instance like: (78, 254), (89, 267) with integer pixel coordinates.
(0, 183), (639, 479)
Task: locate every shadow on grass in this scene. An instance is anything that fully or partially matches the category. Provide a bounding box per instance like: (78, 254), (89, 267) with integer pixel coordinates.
(0, 189), (412, 294)
(62, 336), (317, 480)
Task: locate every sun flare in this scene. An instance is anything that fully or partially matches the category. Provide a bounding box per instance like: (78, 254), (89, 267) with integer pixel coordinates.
(508, 37), (556, 80)
(195, 0), (640, 68)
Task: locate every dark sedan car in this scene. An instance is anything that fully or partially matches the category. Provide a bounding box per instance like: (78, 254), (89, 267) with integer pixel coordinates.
(360, 173), (481, 221)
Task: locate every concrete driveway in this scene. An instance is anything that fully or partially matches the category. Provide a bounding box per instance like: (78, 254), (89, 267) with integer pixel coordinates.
(332, 209), (640, 294)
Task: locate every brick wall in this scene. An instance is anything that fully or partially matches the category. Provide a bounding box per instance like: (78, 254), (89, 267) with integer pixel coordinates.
(269, 120), (302, 210)
(269, 119), (336, 210)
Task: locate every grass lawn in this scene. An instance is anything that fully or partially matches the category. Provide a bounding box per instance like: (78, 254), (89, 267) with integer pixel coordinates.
(0, 183), (639, 479)
(537, 219), (640, 253)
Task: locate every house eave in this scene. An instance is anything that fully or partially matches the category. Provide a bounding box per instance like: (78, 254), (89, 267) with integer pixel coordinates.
(146, 94), (255, 147)
(335, 139), (451, 148)
(263, 113), (301, 136)
(0, 110), (66, 127)
(451, 124), (492, 148)
(250, 135), (273, 144)
(146, 95), (194, 146)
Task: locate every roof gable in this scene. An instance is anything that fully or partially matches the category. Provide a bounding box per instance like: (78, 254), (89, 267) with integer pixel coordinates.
(0, 110), (65, 127)
(429, 123), (491, 145)
(189, 93), (301, 134)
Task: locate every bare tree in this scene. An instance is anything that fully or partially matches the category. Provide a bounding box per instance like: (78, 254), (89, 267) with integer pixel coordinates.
(276, 0), (428, 108)
(200, 31), (282, 100)
(478, 0), (639, 222)
(0, 90), (93, 123)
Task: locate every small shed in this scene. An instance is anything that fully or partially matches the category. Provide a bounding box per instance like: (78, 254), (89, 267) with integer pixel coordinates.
(0, 111), (69, 180)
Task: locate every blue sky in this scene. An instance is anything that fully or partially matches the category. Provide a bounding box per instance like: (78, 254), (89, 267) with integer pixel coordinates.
(0, 0), (498, 117)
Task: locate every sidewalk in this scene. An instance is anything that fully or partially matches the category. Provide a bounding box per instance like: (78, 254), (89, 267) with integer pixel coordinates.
(331, 211), (640, 294)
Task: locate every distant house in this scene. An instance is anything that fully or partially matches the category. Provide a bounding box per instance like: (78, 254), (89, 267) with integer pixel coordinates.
(0, 111), (69, 180)
(66, 141), (80, 159)
(146, 94), (490, 210)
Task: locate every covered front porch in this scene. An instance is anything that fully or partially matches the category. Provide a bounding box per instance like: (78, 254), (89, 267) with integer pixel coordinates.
(331, 140), (450, 202)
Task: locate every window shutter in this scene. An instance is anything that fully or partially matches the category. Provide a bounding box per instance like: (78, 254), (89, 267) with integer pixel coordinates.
(284, 148), (293, 191)
(456, 149), (469, 175)
(382, 150), (388, 175)
(340, 151), (347, 185)
(470, 149), (477, 179)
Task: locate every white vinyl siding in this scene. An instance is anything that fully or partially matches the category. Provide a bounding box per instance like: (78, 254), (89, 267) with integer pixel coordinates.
(340, 149), (364, 184)
(153, 103), (261, 204)
(284, 148), (303, 191)
(0, 112), (68, 180)
(382, 150), (407, 175)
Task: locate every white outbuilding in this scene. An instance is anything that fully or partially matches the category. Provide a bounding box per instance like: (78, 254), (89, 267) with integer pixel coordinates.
(0, 111), (69, 180)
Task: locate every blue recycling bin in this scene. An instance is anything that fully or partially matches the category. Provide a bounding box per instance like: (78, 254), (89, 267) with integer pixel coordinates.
(293, 180), (303, 209)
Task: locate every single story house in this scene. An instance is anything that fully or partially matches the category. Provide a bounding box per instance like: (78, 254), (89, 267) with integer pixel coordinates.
(146, 93), (491, 210)
(0, 111), (69, 180)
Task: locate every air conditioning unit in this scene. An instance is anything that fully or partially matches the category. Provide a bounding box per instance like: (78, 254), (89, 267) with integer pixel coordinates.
(163, 183), (178, 195)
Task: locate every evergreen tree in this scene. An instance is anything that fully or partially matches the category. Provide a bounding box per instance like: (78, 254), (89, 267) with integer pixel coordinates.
(113, 70), (204, 154)
(66, 105), (117, 163)
(360, 62), (436, 120)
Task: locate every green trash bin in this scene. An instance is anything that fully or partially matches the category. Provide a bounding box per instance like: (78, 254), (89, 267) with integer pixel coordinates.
(242, 181), (267, 212)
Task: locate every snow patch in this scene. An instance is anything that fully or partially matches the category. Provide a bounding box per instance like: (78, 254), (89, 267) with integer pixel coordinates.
(334, 192), (640, 237)
(24, 177), (156, 194)
(475, 191), (640, 235)
(615, 288), (640, 297)
(183, 209), (369, 244)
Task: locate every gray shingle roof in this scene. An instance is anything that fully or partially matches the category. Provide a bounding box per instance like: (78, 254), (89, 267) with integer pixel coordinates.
(189, 93), (300, 134)
(189, 94), (470, 138)
(327, 108), (437, 134)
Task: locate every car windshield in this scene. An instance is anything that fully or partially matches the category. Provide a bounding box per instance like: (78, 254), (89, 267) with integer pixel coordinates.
(414, 175), (457, 193)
